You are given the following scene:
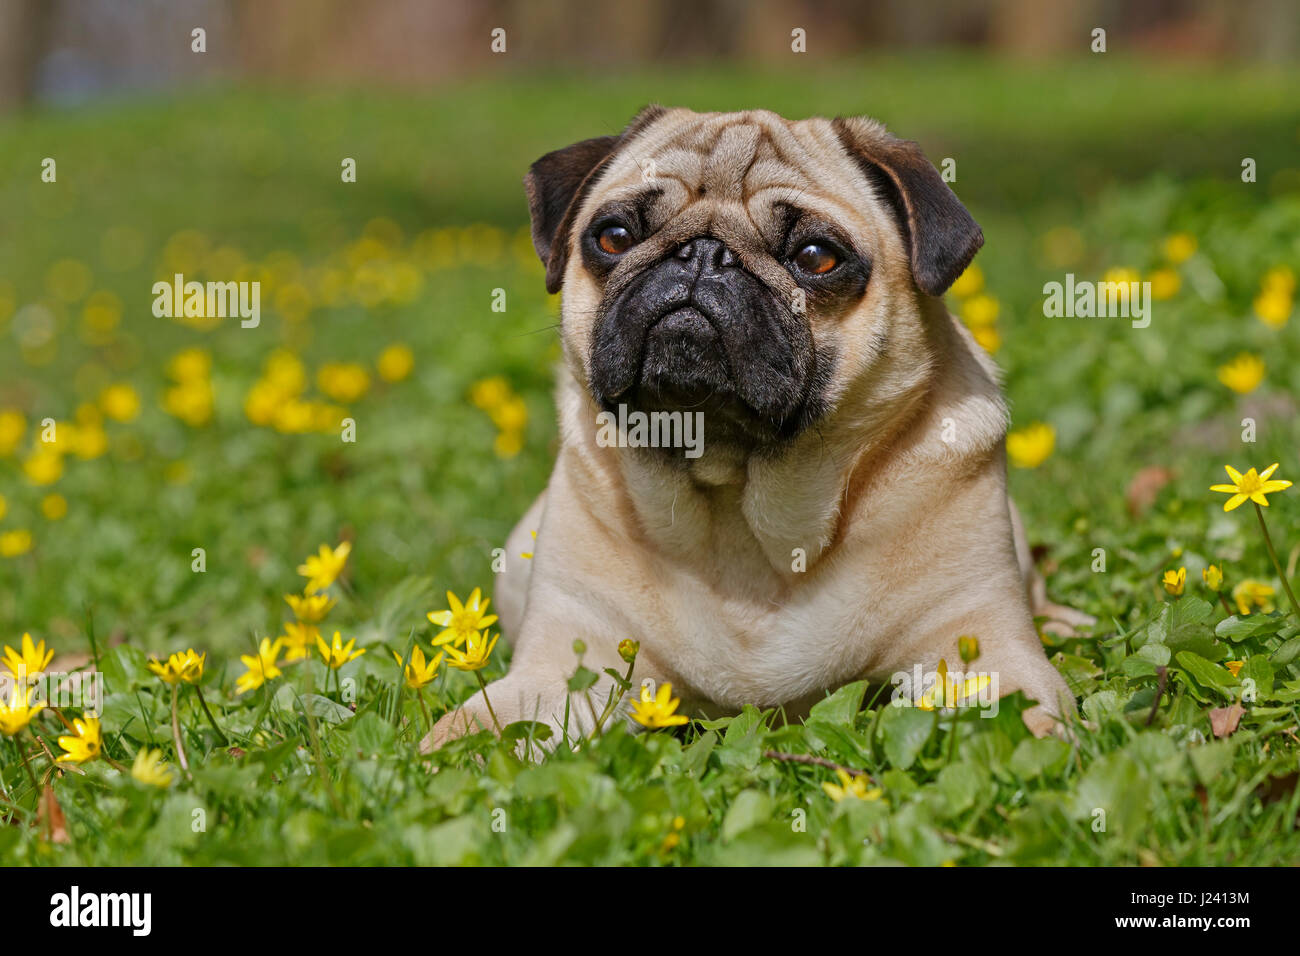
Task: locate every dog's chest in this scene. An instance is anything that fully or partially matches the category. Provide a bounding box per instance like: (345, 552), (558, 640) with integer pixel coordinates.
(651, 562), (899, 709)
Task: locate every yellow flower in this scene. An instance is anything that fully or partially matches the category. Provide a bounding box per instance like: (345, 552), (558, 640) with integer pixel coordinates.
(489, 396), (528, 432)
(72, 424), (108, 460)
(22, 449), (63, 486)
(2, 632), (54, 682)
(1232, 579), (1276, 616)
(442, 630), (499, 672)
(57, 716), (102, 763)
(316, 631), (366, 670)
(297, 541), (351, 594)
(1162, 232), (1197, 264)
(915, 658), (991, 710)
(1216, 353), (1265, 394)
(618, 639), (640, 664)
(376, 343), (414, 383)
(236, 638), (284, 694)
(1147, 268), (1180, 300)
(1261, 265), (1296, 296)
(960, 293), (1000, 328)
(494, 429), (524, 458)
(284, 591), (336, 623)
(131, 748), (175, 787)
(281, 621), (320, 661)
(629, 681), (689, 728)
(263, 349), (308, 395)
(1254, 289), (1292, 329)
(99, 383), (141, 422)
(970, 325), (1001, 354)
(948, 263), (984, 298)
(316, 362), (371, 403)
(1224, 660), (1244, 678)
(147, 649), (205, 685)
(1210, 463), (1291, 511)
(427, 588), (498, 647)
(1102, 266), (1140, 287)
(393, 646), (443, 689)
(0, 530), (33, 558)
(469, 376), (512, 410)
(0, 685), (44, 736)
(162, 380), (214, 427)
(1006, 422), (1055, 469)
(1162, 567), (1186, 597)
(958, 635), (980, 664)
(822, 768), (882, 802)
(1202, 565), (1224, 592)
(0, 409), (26, 456)
(41, 493), (67, 520)
(166, 347), (212, 383)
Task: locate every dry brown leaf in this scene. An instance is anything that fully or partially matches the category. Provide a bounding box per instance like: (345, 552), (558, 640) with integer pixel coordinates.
(1209, 703), (1245, 738)
(38, 784), (70, 844)
(1126, 466), (1174, 518)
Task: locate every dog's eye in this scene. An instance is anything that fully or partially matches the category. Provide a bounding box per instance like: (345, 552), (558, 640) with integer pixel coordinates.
(793, 243), (839, 275)
(597, 225), (635, 256)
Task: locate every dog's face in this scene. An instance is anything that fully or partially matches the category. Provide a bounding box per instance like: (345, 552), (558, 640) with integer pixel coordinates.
(525, 107), (983, 451)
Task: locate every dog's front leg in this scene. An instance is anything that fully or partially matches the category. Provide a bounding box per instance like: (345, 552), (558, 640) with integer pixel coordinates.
(419, 634), (662, 754)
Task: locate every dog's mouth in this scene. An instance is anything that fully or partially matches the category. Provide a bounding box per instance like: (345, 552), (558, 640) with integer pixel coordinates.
(588, 243), (819, 445)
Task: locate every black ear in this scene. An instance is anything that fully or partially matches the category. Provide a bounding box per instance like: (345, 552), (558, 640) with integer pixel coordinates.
(832, 117), (983, 297)
(524, 105), (666, 294)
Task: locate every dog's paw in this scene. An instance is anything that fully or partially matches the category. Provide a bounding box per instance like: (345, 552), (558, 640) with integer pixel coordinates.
(1036, 600), (1097, 639)
(419, 702), (496, 754)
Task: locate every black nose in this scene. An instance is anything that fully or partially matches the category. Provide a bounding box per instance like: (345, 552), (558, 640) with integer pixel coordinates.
(674, 237), (740, 271)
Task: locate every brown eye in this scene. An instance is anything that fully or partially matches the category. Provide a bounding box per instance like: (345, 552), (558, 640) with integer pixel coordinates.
(793, 243), (839, 275)
(598, 225), (634, 255)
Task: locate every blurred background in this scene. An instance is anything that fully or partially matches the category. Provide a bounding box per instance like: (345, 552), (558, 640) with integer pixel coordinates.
(3, 0), (1299, 110)
(1, 0), (1298, 658)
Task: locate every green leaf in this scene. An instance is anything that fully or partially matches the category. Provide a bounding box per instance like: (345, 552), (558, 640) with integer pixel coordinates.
(807, 680), (867, 726)
(680, 730), (717, 778)
(275, 687), (354, 724)
(1216, 612), (1285, 643)
(567, 665), (599, 693)
(501, 720), (553, 743)
(1174, 651), (1237, 695)
(935, 762), (987, 816)
(1188, 739), (1236, 786)
(721, 789), (772, 841)
(1270, 636), (1300, 666)
(1051, 653), (1101, 697)
(878, 704), (933, 770)
(1071, 752), (1150, 837)
(1009, 736), (1070, 780)
(1241, 656), (1275, 701)
(351, 711), (396, 752)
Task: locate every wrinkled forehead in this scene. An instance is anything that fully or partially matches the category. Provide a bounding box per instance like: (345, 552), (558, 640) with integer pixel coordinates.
(579, 110), (884, 251)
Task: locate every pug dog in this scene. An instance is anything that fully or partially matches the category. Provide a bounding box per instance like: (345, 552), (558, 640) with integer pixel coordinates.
(424, 106), (1092, 750)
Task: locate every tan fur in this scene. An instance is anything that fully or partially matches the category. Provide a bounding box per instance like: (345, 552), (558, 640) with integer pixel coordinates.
(424, 109), (1088, 750)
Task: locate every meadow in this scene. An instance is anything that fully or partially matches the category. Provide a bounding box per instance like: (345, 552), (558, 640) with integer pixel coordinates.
(2, 55), (1299, 864)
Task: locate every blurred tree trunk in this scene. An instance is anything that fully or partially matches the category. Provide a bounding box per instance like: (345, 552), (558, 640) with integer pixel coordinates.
(0, 0), (53, 110)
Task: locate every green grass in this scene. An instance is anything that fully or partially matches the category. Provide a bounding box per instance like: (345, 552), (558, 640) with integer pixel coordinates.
(2, 55), (1300, 864)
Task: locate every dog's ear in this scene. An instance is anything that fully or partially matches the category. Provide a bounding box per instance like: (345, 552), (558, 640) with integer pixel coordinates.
(832, 116), (983, 297)
(525, 105), (666, 294)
